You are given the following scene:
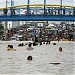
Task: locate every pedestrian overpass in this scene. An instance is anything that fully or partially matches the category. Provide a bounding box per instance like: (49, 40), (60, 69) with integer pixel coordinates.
(0, 3), (75, 21)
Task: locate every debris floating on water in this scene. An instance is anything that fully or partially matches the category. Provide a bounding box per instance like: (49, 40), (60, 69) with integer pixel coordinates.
(53, 43), (56, 45)
(49, 63), (60, 65)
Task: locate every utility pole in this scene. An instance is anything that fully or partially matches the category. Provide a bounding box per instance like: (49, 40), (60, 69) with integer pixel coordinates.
(5, 0), (8, 41)
(60, 0), (62, 15)
(11, 0), (13, 15)
(44, 0), (46, 15)
(61, 0), (62, 5)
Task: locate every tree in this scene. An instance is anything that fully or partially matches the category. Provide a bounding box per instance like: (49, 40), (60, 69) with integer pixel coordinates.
(0, 22), (4, 40)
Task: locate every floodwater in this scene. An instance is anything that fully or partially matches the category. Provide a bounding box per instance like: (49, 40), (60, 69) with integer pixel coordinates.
(0, 41), (74, 75)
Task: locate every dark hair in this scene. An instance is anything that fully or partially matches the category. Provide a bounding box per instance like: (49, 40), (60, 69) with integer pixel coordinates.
(27, 56), (32, 60)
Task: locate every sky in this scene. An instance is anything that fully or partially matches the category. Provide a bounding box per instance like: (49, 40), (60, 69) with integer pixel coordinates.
(0, 0), (74, 7)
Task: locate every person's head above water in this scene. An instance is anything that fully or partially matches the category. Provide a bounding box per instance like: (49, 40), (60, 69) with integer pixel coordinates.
(28, 42), (32, 47)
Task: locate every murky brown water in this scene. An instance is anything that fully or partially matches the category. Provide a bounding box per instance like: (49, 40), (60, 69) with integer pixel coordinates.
(0, 41), (74, 75)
